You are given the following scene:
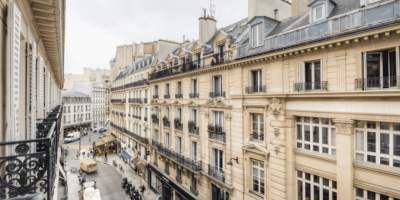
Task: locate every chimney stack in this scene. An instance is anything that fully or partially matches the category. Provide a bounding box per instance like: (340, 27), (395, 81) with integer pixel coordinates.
(291, 0), (308, 16)
(248, 0), (292, 21)
(199, 9), (217, 44)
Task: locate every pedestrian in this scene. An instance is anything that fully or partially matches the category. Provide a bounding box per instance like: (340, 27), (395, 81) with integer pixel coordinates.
(104, 152), (108, 162)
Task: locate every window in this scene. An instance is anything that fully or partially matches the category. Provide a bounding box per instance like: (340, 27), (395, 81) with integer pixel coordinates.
(251, 113), (264, 142)
(355, 121), (400, 168)
(251, 159), (265, 195)
(176, 136), (182, 154)
(250, 69), (263, 92)
(213, 111), (224, 129)
(154, 85), (159, 95)
(176, 108), (182, 121)
(177, 81), (182, 95)
(296, 117), (336, 155)
(192, 141), (198, 161)
(165, 161), (169, 174)
(165, 133), (170, 148)
(191, 175), (198, 194)
(212, 75), (223, 96)
(211, 148), (224, 172)
(251, 23), (263, 48)
(176, 168), (182, 183)
(304, 60), (322, 90)
(297, 171), (337, 200)
(363, 48), (398, 88)
(191, 79), (198, 95)
(191, 109), (197, 125)
(312, 4), (325, 22)
(165, 83), (170, 95)
(356, 188), (400, 200)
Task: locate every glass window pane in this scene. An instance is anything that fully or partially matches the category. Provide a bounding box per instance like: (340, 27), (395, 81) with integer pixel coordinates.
(394, 135), (400, 156)
(297, 180), (303, 200)
(322, 127), (328, 144)
(356, 131), (364, 151)
(380, 133), (389, 154)
(297, 124), (302, 140)
(367, 132), (376, 152)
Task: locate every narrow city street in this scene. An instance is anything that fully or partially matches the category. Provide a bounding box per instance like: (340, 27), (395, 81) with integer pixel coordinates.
(62, 130), (157, 200)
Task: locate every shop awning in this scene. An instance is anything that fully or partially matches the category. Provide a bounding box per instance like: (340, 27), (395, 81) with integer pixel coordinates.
(95, 134), (116, 147)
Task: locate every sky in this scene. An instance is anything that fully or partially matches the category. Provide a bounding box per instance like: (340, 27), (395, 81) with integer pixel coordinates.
(65, 0), (247, 74)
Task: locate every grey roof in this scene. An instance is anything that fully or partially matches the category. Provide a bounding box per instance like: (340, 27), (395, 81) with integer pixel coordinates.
(238, 0), (400, 58)
(62, 90), (90, 98)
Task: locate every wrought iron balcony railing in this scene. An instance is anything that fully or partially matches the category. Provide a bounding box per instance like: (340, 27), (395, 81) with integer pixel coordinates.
(164, 94), (171, 99)
(111, 99), (125, 104)
(294, 81), (328, 92)
(188, 121), (199, 135)
(128, 98), (143, 104)
(151, 114), (159, 124)
(246, 85), (266, 94)
(174, 119), (183, 131)
(163, 117), (170, 127)
(355, 76), (400, 90)
(208, 125), (225, 142)
(208, 164), (225, 183)
(209, 91), (225, 98)
(111, 79), (147, 91)
(189, 93), (199, 98)
(153, 95), (159, 99)
(143, 98), (148, 103)
(175, 93), (183, 99)
(0, 105), (62, 200)
(250, 132), (265, 142)
(111, 122), (148, 144)
(152, 140), (202, 172)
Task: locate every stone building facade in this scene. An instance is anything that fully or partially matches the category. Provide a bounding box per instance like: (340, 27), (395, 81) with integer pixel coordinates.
(111, 0), (400, 200)
(62, 91), (92, 132)
(0, 0), (65, 199)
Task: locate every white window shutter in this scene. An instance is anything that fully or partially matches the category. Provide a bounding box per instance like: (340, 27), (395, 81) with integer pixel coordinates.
(10, 3), (21, 140)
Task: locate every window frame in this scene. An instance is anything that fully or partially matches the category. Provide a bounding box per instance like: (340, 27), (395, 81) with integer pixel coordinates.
(250, 113), (264, 142)
(251, 159), (265, 196)
(312, 4), (325, 22)
(297, 170), (337, 200)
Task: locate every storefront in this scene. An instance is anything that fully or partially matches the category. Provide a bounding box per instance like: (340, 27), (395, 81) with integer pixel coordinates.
(147, 164), (197, 200)
(94, 134), (121, 155)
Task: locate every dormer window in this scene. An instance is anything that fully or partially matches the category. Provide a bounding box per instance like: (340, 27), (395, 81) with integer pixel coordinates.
(312, 4), (325, 22)
(250, 23), (263, 48)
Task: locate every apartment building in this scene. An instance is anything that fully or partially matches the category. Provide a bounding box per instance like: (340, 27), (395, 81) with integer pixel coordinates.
(0, 0), (65, 199)
(64, 68), (111, 129)
(110, 40), (180, 178)
(144, 0), (400, 200)
(62, 91), (92, 133)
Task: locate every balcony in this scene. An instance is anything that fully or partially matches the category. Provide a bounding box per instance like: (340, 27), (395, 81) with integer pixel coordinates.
(111, 79), (147, 91)
(0, 105), (62, 200)
(245, 85), (266, 94)
(250, 132), (264, 142)
(111, 98), (125, 104)
(188, 121), (199, 135)
(151, 114), (159, 124)
(294, 81), (328, 92)
(210, 52), (227, 66)
(175, 93), (183, 99)
(163, 117), (170, 127)
(149, 61), (201, 80)
(209, 91), (225, 98)
(111, 123), (148, 144)
(128, 98), (143, 104)
(152, 140), (202, 172)
(355, 76), (400, 90)
(174, 119), (183, 131)
(208, 125), (225, 143)
(208, 164), (225, 183)
(153, 95), (159, 99)
(144, 117), (148, 122)
(164, 94), (171, 99)
(143, 98), (148, 103)
(189, 93), (199, 98)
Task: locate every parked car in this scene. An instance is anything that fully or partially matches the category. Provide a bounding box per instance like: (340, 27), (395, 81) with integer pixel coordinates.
(64, 131), (81, 143)
(99, 128), (108, 133)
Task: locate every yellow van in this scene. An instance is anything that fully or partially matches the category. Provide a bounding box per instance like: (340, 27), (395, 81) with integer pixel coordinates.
(80, 158), (97, 173)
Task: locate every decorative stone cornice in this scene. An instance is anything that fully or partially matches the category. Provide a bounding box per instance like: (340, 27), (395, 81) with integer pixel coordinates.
(203, 98), (232, 109)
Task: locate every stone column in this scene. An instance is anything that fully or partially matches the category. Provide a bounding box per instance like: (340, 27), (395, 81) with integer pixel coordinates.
(333, 119), (354, 200)
(285, 115), (296, 200)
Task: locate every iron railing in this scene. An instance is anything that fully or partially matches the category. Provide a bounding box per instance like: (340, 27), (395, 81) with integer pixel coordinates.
(174, 119), (183, 131)
(0, 105), (62, 200)
(188, 121), (199, 135)
(189, 93), (199, 98)
(208, 125), (225, 143)
(111, 122), (148, 144)
(208, 164), (225, 183)
(245, 85), (266, 94)
(153, 95), (159, 99)
(152, 140), (202, 172)
(163, 117), (170, 127)
(111, 79), (147, 91)
(209, 91), (226, 98)
(151, 114), (159, 124)
(128, 98), (143, 104)
(294, 81), (328, 92)
(164, 94), (170, 99)
(175, 93), (183, 99)
(111, 99), (125, 104)
(355, 76), (400, 90)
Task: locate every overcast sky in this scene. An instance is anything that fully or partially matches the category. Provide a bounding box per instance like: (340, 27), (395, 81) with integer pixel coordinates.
(65, 0), (247, 73)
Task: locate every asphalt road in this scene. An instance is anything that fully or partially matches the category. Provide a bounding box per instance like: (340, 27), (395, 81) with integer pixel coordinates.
(64, 130), (130, 200)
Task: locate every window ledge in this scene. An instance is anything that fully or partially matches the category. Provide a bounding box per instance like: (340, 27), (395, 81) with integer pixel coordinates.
(354, 161), (400, 177)
(248, 190), (265, 199)
(295, 149), (336, 163)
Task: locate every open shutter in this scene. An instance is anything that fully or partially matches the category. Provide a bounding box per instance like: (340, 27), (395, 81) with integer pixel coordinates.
(29, 42), (37, 139)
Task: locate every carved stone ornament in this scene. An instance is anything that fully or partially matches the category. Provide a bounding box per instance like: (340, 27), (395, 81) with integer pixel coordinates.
(268, 98), (283, 115)
(204, 98), (231, 109)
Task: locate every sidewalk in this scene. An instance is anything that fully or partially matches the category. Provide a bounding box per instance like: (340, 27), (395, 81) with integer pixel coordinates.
(96, 155), (159, 200)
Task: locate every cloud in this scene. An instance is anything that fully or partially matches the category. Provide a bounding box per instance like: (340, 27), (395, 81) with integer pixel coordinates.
(65, 0), (247, 73)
